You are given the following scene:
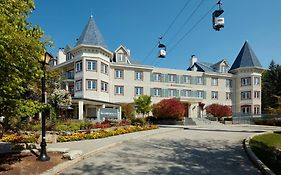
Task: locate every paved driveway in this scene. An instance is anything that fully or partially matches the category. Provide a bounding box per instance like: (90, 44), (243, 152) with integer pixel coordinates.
(61, 127), (262, 175)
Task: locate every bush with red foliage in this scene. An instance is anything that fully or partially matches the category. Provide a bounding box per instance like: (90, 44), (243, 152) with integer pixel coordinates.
(92, 123), (112, 129)
(152, 98), (185, 121)
(205, 104), (232, 119)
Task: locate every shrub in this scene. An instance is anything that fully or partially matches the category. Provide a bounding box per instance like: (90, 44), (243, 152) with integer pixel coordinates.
(205, 104), (232, 120)
(131, 117), (146, 126)
(152, 98), (185, 121)
(121, 103), (135, 119)
(254, 119), (281, 126)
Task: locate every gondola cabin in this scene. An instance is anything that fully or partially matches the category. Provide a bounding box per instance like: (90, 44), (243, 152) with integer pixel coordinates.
(212, 1), (224, 31)
(158, 42), (166, 58)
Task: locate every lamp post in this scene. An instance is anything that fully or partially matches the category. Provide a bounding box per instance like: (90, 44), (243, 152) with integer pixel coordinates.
(38, 52), (53, 161)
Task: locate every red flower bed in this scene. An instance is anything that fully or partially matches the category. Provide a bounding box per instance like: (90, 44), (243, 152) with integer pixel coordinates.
(92, 123), (112, 129)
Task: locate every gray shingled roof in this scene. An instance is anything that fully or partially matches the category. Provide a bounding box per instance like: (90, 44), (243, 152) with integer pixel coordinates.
(75, 16), (107, 48)
(229, 41), (262, 71)
(187, 62), (215, 72)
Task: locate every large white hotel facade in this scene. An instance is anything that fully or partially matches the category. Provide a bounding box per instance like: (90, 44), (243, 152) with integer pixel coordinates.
(52, 16), (264, 121)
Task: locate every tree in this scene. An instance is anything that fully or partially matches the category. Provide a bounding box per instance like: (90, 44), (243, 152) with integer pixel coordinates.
(205, 104), (232, 120)
(120, 103), (135, 119)
(262, 60), (281, 112)
(134, 95), (152, 117)
(0, 0), (46, 127)
(48, 89), (72, 118)
(267, 96), (281, 115)
(152, 98), (185, 121)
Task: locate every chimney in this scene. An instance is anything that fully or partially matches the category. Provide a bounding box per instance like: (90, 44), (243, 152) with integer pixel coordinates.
(190, 55), (197, 66)
(57, 48), (66, 64)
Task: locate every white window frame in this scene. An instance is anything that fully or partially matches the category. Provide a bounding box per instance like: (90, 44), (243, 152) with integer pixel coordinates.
(241, 91), (251, 100)
(86, 79), (97, 90)
(226, 92), (231, 100)
(101, 63), (108, 74)
(183, 75), (191, 84)
(117, 53), (126, 62)
(87, 60), (97, 71)
(211, 78), (218, 86)
(168, 89), (177, 97)
(135, 71), (143, 81)
(254, 105), (260, 115)
(168, 74), (176, 82)
(115, 85), (124, 95)
(75, 61), (82, 72)
(75, 80), (82, 91)
(197, 77), (203, 85)
(198, 91), (204, 98)
(254, 77), (260, 85)
(211, 91), (218, 99)
(135, 87), (143, 96)
(241, 77), (251, 86)
(115, 69), (124, 79)
(154, 73), (161, 81)
(241, 106), (251, 114)
(101, 81), (108, 92)
(254, 91), (260, 99)
(154, 88), (161, 97)
(226, 79), (232, 88)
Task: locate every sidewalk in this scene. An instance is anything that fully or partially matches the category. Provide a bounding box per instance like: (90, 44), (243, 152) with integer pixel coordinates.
(42, 127), (180, 175)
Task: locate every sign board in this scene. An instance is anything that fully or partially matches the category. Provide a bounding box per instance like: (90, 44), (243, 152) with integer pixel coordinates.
(100, 108), (119, 119)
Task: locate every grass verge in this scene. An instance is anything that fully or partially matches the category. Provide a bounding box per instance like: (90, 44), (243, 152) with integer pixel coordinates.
(250, 133), (281, 175)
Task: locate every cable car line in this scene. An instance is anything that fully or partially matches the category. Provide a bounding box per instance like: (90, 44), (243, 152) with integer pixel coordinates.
(168, 3), (217, 55)
(161, 0), (192, 39)
(142, 0), (192, 64)
(154, 2), (218, 67)
(166, 0), (205, 46)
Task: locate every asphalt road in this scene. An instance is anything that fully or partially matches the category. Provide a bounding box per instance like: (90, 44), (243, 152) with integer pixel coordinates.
(60, 127), (261, 175)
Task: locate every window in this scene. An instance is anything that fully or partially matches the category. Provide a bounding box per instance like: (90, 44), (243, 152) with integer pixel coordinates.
(226, 92), (232, 100)
(197, 77), (203, 85)
(226, 79), (232, 88)
(87, 60), (97, 71)
(254, 105), (260, 115)
(65, 70), (74, 79)
(117, 53), (126, 62)
(182, 90), (191, 97)
(241, 105), (251, 114)
(153, 88), (161, 97)
(75, 61), (82, 72)
(135, 87), (143, 96)
(198, 91), (204, 98)
(135, 71), (143, 80)
(154, 73), (162, 81)
(241, 91), (251, 100)
(254, 91), (260, 99)
(241, 77), (251, 86)
(211, 78), (218, 86)
(254, 77), (260, 85)
(211, 91), (218, 99)
(115, 69), (124, 79)
(66, 53), (73, 61)
(168, 89), (177, 97)
(86, 79), (97, 90)
(168, 74), (176, 82)
(101, 63), (108, 74)
(101, 81), (108, 92)
(221, 65), (227, 73)
(75, 80), (82, 91)
(183, 75), (191, 84)
(115, 86), (124, 95)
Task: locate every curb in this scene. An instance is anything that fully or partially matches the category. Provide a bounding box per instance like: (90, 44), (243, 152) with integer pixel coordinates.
(41, 128), (180, 175)
(243, 131), (276, 175)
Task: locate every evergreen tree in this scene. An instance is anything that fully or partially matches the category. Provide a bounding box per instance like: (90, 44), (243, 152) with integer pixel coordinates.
(262, 60), (281, 112)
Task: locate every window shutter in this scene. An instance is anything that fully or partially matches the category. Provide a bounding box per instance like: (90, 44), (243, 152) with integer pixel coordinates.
(191, 77), (196, 85)
(150, 73), (154, 82)
(150, 88), (154, 96)
(176, 75), (179, 83)
(203, 77), (206, 85)
(176, 90), (180, 97)
(203, 91), (206, 99)
(180, 75), (184, 84)
(164, 74), (169, 82)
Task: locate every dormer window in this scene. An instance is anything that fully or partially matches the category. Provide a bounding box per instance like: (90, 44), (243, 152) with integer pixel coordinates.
(221, 65), (226, 73)
(117, 53), (126, 62)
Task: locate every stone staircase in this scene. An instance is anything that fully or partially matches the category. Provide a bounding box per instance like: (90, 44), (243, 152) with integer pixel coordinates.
(184, 117), (223, 126)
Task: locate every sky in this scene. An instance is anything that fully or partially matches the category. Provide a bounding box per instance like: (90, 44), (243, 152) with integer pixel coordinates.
(29, 0), (281, 70)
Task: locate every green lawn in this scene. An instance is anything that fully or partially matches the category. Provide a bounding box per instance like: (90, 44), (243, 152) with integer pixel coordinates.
(250, 133), (281, 175)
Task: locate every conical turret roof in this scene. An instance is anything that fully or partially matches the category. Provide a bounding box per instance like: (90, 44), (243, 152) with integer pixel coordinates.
(229, 41), (262, 71)
(75, 16), (107, 48)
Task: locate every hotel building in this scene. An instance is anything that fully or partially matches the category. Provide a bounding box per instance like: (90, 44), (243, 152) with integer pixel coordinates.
(51, 16), (264, 121)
